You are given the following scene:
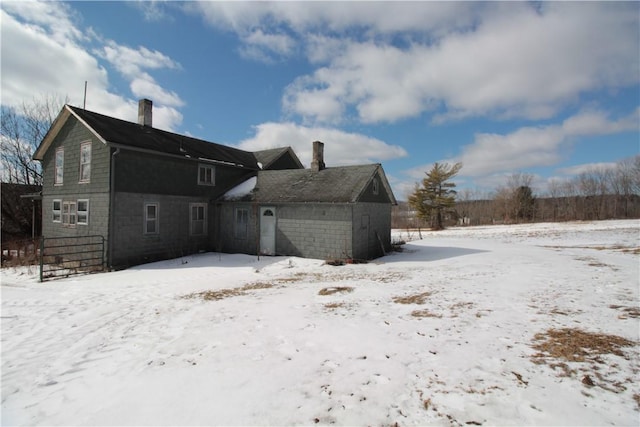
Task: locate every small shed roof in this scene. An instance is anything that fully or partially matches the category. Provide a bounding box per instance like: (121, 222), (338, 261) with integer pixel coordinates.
(223, 164), (396, 204)
(253, 147), (303, 170)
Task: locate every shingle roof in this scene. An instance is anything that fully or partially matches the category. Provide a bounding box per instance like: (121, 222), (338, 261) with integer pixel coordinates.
(253, 148), (288, 168)
(65, 106), (259, 169)
(240, 164), (385, 203)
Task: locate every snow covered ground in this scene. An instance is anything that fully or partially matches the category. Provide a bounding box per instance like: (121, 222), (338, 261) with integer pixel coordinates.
(2, 220), (639, 426)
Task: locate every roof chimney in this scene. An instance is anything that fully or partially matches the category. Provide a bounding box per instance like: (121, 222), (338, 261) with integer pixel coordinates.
(138, 99), (152, 127)
(311, 140), (325, 172)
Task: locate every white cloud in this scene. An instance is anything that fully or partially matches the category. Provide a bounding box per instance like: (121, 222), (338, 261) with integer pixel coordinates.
(0, 8), (106, 109)
(130, 1), (172, 22)
(96, 41), (184, 108)
(1, 2), (184, 132)
(239, 29), (296, 63)
(191, 2), (475, 38)
(1, 1), (84, 44)
(404, 108), (639, 187)
(557, 162), (619, 177)
(192, 2), (639, 125)
(98, 42), (181, 76)
(236, 122), (407, 168)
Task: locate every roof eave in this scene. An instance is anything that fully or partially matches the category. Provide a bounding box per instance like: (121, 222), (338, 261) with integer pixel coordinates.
(353, 164), (398, 205)
(33, 105), (108, 160)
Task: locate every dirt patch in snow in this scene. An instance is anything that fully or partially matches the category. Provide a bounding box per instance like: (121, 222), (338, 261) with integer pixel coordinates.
(609, 305), (640, 319)
(393, 291), (433, 305)
(318, 286), (354, 296)
(183, 282), (274, 301)
(532, 328), (635, 362)
(410, 309), (442, 318)
(282, 270), (407, 284)
(531, 328), (638, 394)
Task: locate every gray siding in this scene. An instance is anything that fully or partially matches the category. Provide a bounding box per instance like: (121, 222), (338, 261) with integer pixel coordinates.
(114, 149), (253, 198)
(111, 192), (211, 267)
(358, 171), (393, 204)
(214, 203), (259, 255)
(352, 203), (392, 260)
(266, 153), (303, 170)
(41, 117), (111, 242)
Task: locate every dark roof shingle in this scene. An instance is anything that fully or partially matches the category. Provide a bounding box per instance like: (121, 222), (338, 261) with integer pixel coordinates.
(69, 106), (259, 169)
(229, 164), (383, 203)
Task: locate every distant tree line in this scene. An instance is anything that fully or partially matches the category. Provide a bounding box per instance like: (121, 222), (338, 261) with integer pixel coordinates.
(393, 156), (640, 229)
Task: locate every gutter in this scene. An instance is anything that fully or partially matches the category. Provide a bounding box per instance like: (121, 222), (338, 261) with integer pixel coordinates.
(107, 142), (259, 171)
(108, 147), (120, 268)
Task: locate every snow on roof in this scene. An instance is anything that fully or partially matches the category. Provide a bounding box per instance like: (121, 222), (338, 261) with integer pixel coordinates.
(223, 176), (257, 200)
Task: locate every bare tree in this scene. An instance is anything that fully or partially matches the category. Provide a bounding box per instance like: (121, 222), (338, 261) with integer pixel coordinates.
(1, 95), (66, 185)
(492, 173), (536, 223)
(576, 167), (612, 220)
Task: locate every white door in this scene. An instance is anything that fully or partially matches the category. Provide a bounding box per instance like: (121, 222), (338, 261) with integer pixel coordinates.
(260, 207), (276, 255)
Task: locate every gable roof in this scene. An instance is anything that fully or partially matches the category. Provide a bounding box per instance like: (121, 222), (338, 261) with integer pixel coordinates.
(34, 105), (259, 169)
(224, 164), (397, 204)
(253, 147), (304, 170)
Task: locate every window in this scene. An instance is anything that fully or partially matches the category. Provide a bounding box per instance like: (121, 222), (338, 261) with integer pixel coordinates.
(372, 178), (379, 195)
(235, 208), (249, 239)
(198, 164), (215, 186)
(144, 203), (159, 235)
(79, 142), (91, 183)
(62, 201), (76, 227)
(52, 199), (62, 222)
(54, 148), (64, 185)
(77, 200), (89, 225)
(190, 203), (207, 235)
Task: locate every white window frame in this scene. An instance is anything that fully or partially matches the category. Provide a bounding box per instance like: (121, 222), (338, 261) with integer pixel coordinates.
(62, 201), (76, 228)
(372, 178), (379, 195)
(144, 203), (159, 235)
(235, 207), (249, 239)
(54, 147), (64, 185)
(197, 164), (215, 186)
(79, 141), (91, 183)
(77, 199), (89, 225)
(52, 199), (62, 223)
(190, 203), (207, 236)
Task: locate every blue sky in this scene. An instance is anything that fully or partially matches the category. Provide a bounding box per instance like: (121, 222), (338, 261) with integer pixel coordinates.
(2, 1), (638, 200)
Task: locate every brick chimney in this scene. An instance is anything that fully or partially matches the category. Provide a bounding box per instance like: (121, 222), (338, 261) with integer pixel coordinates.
(311, 140), (325, 172)
(138, 99), (152, 127)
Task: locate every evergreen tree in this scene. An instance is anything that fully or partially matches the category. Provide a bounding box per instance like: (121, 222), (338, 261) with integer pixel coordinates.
(514, 185), (535, 221)
(409, 162), (462, 230)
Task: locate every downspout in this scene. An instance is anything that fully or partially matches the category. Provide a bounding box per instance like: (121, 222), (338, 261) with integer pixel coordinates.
(108, 148), (120, 269)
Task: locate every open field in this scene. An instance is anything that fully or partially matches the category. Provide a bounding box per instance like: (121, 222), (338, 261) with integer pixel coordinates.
(2, 220), (639, 425)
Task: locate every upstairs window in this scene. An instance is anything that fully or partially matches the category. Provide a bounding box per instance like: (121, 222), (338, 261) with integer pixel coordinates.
(54, 148), (64, 185)
(190, 203), (207, 236)
(79, 142), (91, 183)
(77, 200), (89, 225)
(144, 203), (159, 235)
(372, 178), (379, 195)
(235, 208), (249, 239)
(198, 164), (215, 186)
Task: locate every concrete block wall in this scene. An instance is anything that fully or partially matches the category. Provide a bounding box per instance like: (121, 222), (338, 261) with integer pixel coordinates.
(352, 203), (392, 259)
(276, 204), (353, 260)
